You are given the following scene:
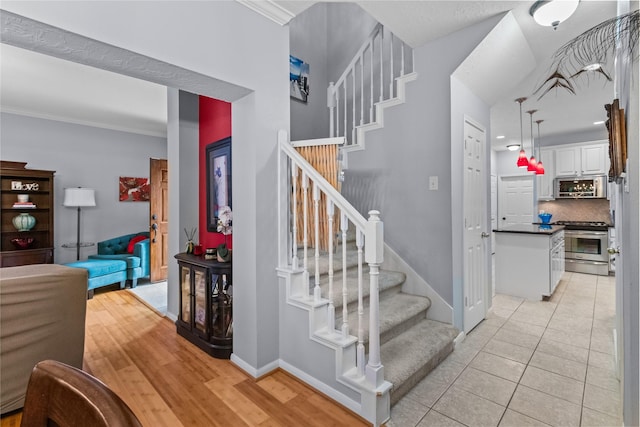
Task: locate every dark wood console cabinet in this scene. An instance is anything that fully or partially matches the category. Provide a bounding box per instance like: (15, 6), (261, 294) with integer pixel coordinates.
(175, 253), (232, 359)
(1, 161), (55, 267)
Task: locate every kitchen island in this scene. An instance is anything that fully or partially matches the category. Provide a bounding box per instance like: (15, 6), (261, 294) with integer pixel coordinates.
(494, 224), (565, 301)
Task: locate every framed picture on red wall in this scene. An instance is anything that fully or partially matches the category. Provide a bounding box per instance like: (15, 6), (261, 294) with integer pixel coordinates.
(206, 137), (232, 232)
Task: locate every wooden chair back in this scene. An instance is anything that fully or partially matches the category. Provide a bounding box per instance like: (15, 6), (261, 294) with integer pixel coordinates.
(20, 360), (142, 427)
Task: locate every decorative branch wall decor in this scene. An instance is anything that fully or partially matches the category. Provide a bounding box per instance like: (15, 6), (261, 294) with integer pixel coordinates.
(534, 10), (639, 99)
(605, 99), (627, 181)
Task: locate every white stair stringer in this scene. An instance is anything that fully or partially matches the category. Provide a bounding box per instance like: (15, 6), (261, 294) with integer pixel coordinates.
(278, 267), (393, 426)
(346, 72), (418, 155)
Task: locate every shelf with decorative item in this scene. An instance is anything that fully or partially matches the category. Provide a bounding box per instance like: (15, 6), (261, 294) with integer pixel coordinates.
(0, 161), (55, 267)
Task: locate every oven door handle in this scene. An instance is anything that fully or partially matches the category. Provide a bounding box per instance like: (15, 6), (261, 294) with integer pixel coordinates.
(564, 231), (608, 238)
(565, 259), (608, 265)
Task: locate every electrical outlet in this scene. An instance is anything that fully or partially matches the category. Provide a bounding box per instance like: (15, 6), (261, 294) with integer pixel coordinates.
(429, 176), (438, 190)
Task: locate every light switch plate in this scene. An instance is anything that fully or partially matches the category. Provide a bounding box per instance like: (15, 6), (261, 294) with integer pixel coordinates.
(429, 176), (438, 190)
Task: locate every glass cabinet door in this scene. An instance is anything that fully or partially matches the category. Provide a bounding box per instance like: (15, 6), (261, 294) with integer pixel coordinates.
(180, 266), (191, 323)
(194, 269), (207, 333)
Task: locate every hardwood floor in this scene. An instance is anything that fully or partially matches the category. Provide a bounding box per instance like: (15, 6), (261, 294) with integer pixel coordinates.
(1, 289), (367, 427)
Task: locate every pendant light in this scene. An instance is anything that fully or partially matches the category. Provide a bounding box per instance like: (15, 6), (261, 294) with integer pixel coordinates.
(535, 119), (545, 175)
(515, 97), (529, 168)
(527, 110), (538, 172)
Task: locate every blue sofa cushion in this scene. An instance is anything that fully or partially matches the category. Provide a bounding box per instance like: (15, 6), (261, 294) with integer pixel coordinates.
(88, 254), (141, 269)
(65, 260), (127, 278)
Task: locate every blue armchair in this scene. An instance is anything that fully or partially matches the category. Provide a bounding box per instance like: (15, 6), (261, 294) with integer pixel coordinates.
(88, 232), (150, 287)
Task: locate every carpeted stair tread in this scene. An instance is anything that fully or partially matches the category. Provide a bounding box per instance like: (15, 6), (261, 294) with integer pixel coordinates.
(299, 244), (360, 276)
(381, 319), (459, 405)
(316, 268), (406, 309)
(340, 293), (431, 347)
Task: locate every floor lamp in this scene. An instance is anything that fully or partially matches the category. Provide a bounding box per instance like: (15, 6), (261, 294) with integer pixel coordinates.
(63, 187), (96, 260)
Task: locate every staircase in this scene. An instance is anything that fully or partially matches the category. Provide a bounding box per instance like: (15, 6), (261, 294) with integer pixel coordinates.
(310, 238), (459, 407)
(277, 23), (458, 427)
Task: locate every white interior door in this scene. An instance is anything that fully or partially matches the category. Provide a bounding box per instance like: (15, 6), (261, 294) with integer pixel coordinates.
(498, 175), (534, 228)
(463, 118), (487, 333)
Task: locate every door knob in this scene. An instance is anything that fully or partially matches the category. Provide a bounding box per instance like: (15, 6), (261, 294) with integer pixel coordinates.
(151, 223), (158, 243)
(607, 247), (620, 255)
(481, 232), (490, 238)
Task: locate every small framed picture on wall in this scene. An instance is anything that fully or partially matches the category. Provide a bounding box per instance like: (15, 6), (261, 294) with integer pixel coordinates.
(206, 137), (232, 232)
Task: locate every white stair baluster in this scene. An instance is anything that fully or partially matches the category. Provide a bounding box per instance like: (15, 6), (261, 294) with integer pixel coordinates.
(341, 213), (349, 338)
(379, 29), (384, 103)
(360, 54), (364, 126)
(400, 41), (405, 77)
(351, 70), (356, 146)
(291, 163), (299, 270)
(389, 33), (394, 98)
(302, 172), (310, 298)
(369, 42), (374, 123)
(335, 87), (340, 138)
(356, 229), (365, 376)
(343, 82), (347, 145)
(327, 200), (335, 333)
(313, 184), (321, 301)
(328, 82), (335, 138)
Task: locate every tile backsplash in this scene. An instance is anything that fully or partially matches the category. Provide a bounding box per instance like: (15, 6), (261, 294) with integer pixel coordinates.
(538, 199), (612, 224)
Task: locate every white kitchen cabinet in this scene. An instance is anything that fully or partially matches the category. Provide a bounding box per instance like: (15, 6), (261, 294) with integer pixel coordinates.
(581, 144), (608, 175)
(554, 142), (608, 177)
(495, 226), (565, 301)
(537, 148), (555, 200)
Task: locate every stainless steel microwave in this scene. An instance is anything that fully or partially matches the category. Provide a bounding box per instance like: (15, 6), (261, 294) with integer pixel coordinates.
(554, 175), (607, 199)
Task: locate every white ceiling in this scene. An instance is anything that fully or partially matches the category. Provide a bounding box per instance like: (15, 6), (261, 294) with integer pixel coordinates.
(0, 1), (620, 148)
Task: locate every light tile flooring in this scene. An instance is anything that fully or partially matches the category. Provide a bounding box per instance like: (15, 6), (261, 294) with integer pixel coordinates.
(389, 272), (621, 427)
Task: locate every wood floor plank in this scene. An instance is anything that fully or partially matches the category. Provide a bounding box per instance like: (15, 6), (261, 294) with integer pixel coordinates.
(2, 289), (368, 427)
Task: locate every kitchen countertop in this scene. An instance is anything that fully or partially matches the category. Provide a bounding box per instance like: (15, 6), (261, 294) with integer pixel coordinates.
(493, 224), (565, 235)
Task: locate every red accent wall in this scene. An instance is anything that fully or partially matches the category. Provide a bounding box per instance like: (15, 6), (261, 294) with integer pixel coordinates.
(199, 96), (232, 250)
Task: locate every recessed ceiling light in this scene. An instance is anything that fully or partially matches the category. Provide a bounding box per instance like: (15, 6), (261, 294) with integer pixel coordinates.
(593, 120), (605, 125)
(496, 135), (505, 139)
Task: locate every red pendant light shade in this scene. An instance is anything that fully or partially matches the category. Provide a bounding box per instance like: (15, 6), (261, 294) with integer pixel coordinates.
(528, 156), (538, 171)
(517, 149), (529, 167)
(515, 97), (528, 168)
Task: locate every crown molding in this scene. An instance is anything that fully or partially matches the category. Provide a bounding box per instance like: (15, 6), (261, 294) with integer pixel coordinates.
(236, 0), (296, 25)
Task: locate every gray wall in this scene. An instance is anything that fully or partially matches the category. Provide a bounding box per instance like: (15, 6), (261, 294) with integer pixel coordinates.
(289, 4), (328, 141)
(450, 76), (493, 328)
(289, 3), (378, 141)
(344, 16), (500, 309)
(620, 26), (639, 427)
(0, 111), (167, 264)
(4, 0), (290, 375)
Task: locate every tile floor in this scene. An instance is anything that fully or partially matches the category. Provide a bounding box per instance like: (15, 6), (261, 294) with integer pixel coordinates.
(389, 272), (621, 427)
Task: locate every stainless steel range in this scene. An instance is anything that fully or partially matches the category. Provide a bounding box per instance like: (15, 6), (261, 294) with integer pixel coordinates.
(553, 221), (610, 275)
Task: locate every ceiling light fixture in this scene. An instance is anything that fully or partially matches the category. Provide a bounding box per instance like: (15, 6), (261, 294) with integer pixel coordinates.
(515, 97), (529, 168)
(530, 0), (580, 30)
(527, 110), (538, 172)
(593, 120), (605, 125)
(506, 144), (520, 151)
(496, 135), (506, 139)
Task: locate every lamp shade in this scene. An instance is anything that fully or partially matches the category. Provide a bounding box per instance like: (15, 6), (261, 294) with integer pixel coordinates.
(63, 188), (96, 207)
(517, 149), (529, 168)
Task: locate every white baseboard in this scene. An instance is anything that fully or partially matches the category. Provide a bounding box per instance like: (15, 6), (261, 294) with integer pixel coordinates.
(279, 360), (361, 416)
(382, 243), (453, 324)
(230, 354), (279, 378)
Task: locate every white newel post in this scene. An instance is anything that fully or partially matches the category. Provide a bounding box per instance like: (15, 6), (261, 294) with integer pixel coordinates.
(365, 210), (384, 386)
